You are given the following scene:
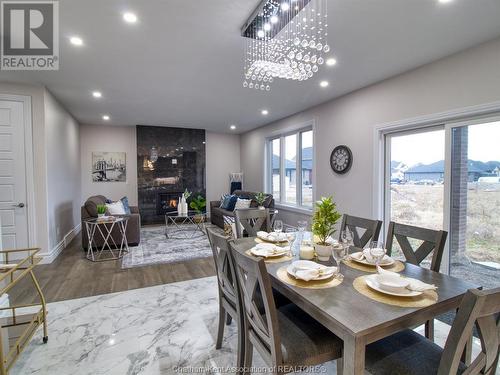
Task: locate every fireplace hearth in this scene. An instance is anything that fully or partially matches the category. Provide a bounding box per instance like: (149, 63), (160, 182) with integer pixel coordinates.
(157, 192), (182, 215)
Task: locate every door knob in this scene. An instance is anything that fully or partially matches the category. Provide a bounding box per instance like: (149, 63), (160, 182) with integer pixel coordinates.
(13, 203), (25, 208)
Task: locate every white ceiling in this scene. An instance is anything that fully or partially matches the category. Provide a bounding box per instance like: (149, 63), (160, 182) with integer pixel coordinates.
(1, 0), (500, 133)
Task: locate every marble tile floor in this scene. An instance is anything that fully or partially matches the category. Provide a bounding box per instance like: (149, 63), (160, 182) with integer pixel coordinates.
(11, 276), (482, 375)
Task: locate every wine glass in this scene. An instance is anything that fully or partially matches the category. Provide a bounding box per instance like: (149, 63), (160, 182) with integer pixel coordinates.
(369, 241), (386, 267)
(341, 228), (354, 252)
(285, 228), (296, 256)
(273, 220), (283, 234)
(332, 245), (348, 281)
(297, 220), (308, 232)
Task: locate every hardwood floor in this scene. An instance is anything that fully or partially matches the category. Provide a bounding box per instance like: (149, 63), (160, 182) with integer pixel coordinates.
(9, 232), (216, 306)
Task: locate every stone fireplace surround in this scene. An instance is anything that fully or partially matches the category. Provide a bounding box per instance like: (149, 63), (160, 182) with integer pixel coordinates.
(137, 125), (206, 225)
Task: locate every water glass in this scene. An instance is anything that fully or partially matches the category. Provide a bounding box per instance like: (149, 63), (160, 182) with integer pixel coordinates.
(332, 245), (348, 280)
(273, 220), (283, 234)
(369, 240), (386, 266)
(341, 228), (354, 251)
(285, 228), (296, 256)
(297, 220), (308, 232)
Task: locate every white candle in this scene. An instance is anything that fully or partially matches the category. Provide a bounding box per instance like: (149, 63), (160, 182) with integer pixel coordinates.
(300, 245), (315, 260)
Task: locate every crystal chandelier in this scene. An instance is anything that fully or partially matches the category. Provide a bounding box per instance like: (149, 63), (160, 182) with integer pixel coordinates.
(242, 0), (329, 91)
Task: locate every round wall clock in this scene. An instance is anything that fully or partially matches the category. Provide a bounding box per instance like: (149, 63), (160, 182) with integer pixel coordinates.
(330, 145), (353, 174)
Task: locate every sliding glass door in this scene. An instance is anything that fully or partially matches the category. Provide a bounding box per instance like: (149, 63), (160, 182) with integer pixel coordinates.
(383, 117), (500, 286)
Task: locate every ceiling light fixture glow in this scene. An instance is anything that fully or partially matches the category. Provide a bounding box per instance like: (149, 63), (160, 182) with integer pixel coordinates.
(102, 115), (110, 121)
(261, 109), (269, 115)
(326, 58), (337, 66)
(270, 15), (278, 24)
(438, 0), (453, 3)
(92, 91), (102, 98)
(281, 2), (290, 11)
(69, 36), (83, 46)
(230, 125), (236, 130)
(123, 12), (138, 23)
(319, 81), (329, 88)
(257, 30), (265, 38)
(263, 23), (271, 31)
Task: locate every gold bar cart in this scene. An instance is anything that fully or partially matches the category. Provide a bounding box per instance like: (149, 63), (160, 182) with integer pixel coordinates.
(0, 248), (48, 375)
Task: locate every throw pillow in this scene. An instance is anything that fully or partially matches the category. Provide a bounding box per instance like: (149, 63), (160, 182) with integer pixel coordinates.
(120, 196), (131, 214)
(234, 198), (252, 210)
(219, 194), (230, 208)
(220, 194), (237, 210)
(106, 201), (126, 215)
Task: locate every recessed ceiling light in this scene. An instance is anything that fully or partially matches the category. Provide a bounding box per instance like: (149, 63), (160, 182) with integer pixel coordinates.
(270, 15), (278, 24)
(69, 36), (83, 46)
(281, 2), (290, 11)
(326, 58), (337, 66)
(92, 91), (102, 98)
(123, 12), (138, 23)
(261, 109), (269, 115)
(257, 30), (265, 38)
(102, 115), (110, 121)
(230, 125), (236, 130)
(319, 81), (329, 88)
(438, 0), (453, 3)
(263, 23), (271, 31)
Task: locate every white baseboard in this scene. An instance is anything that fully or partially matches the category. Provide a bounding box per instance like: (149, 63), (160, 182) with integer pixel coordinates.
(40, 223), (81, 264)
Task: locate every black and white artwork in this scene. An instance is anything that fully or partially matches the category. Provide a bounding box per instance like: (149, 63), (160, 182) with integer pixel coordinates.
(92, 152), (126, 182)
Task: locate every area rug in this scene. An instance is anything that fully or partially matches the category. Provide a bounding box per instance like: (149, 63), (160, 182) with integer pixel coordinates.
(121, 225), (219, 269)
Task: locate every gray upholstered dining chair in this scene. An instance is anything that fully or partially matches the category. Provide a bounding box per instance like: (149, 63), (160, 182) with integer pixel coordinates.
(386, 221), (448, 340)
(339, 214), (382, 248)
(206, 228), (244, 368)
(229, 244), (344, 374)
(234, 208), (270, 238)
(365, 287), (500, 375)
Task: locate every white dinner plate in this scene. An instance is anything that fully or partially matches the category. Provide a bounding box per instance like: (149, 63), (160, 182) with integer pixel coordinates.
(250, 247), (288, 258)
(350, 252), (395, 266)
(364, 274), (422, 297)
(257, 232), (288, 243)
(286, 261), (336, 281)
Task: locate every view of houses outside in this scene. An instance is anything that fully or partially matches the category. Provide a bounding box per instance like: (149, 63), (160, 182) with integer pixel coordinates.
(390, 122), (500, 268)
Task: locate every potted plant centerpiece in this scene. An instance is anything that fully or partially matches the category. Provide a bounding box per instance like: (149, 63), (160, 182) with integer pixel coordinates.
(96, 204), (107, 218)
(189, 195), (206, 223)
(254, 192), (267, 210)
(311, 196), (342, 261)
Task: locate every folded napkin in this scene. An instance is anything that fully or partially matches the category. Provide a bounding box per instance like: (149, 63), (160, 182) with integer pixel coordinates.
(376, 266), (437, 292)
(251, 243), (285, 257)
(295, 266), (336, 281)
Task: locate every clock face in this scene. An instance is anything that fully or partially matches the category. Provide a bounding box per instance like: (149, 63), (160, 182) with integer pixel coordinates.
(330, 145), (353, 174)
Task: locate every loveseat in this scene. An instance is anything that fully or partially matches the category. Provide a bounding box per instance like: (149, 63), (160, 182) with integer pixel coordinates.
(210, 190), (274, 229)
(81, 195), (141, 250)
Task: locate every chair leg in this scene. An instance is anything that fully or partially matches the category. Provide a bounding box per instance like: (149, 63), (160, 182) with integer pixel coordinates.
(461, 333), (473, 366)
(242, 336), (253, 375)
(425, 319), (434, 341)
(216, 304), (225, 350)
(236, 314), (245, 369)
(336, 357), (344, 375)
(226, 313), (232, 326)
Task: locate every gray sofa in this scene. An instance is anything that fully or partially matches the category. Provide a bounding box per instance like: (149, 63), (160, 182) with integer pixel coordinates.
(81, 195), (141, 250)
(210, 190), (274, 229)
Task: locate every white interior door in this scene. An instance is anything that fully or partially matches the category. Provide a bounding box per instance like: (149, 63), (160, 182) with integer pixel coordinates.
(0, 99), (29, 250)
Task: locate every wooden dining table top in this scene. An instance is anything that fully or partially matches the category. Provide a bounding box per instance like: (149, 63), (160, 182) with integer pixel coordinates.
(231, 237), (478, 340)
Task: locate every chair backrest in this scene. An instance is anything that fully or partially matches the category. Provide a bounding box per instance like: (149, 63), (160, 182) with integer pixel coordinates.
(386, 221), (447, 272)
(234, 208), (270, 238)
(229, 243), (283, 365)
(340, 214), (382, 248)
(206, 228), (238, 308)
(438, 287), (500, 375)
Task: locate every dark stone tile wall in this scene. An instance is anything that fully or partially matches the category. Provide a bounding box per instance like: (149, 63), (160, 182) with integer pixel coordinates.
(137, 125), (206, 224)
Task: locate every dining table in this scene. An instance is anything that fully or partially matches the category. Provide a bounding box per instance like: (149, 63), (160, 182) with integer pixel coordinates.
(231, 237), (478, 375)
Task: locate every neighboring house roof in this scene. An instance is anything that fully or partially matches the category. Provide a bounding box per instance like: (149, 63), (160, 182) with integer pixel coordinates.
(272, 146), (313, 170)
(405, 160), (500, 174)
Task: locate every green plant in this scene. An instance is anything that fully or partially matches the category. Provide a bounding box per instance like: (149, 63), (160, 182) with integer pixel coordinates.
(189, 195), (206, 214)
(254, 192), (267, 206)
(96, 204), (107, 215)
(183, 189), (192, 200)
(311, 196), (342, 245)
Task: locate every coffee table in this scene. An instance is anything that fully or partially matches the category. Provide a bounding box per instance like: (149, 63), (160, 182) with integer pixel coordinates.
(165, 211), (206, 239)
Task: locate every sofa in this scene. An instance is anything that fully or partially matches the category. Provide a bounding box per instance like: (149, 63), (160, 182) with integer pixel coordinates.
(81, 195), (141, 250)
(210, 190), (274, 229)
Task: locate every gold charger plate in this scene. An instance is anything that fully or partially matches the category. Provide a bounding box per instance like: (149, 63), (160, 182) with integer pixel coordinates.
(344, 258), (405, 273)
(276, 267), (342, 289)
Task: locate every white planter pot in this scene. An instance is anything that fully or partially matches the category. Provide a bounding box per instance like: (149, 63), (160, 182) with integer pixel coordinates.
(258, 206), (265, 210)
(314, 243), (333, 261)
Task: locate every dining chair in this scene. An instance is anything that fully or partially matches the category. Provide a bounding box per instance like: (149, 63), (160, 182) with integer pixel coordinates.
(206, 227), (245, 368)
(365, 287), (500, 375)
(386, 221), (448, 340)
(234, 208), (270, 238)
(229, 244), (343, 374)
(339, 214), (382, 248)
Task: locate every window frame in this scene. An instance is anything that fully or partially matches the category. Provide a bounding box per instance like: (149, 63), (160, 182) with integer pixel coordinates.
(266, 126), (314, 212)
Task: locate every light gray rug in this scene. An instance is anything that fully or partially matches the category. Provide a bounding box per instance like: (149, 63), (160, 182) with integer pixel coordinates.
(121, 225), (219, 269)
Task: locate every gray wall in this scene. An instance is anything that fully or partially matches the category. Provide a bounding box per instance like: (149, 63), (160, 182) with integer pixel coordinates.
(44, 90), (81, 250)
(240, 37), (500, 226)
(80, 124), (138, 205)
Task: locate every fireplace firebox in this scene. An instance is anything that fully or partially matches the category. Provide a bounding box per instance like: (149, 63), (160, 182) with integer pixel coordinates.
(157, 192), (183, 215)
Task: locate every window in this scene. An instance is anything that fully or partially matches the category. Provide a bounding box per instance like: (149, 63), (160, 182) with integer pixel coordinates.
(268, 127), (313, 209)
